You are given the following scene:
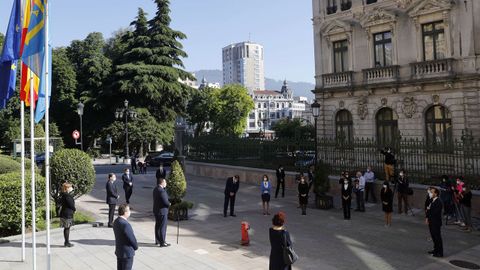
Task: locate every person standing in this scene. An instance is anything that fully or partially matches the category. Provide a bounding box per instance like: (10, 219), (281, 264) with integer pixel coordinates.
(106, 173), (120, 228)
(364, 166), (376, 203)
(153, 178), (171, 247)
(130, 154), (137, 174)
(307, 165), (315, 192)
(426, 187), (443, 258)
(341, 177), (353, 220)
(224, 175), (240, 217)
(269, 212), (292, 270)
(156, 163), (167, 181)
(60, 183), (76, 247)
(261, 175), (272, 215)
(459, 185), (473, 232)
(298, 176), (309, 215)
(122, 168), (133, 204)
(113, 204), (138, 270)
(397, 170), (410, 215)
(380, 147), (395, 182)
(354, 171), (366, 212)
(275, 165), (286, 198)
(381, 181), (393, 227)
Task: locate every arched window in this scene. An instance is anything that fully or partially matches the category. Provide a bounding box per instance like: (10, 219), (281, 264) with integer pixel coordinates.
(336, 110), (353, 144)
(425, 105), (452, 147)
(376, 108), (398, 147)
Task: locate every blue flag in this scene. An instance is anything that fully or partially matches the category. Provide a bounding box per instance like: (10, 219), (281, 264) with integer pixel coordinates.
(34, 46), (51, 123)
(22, 0), (46, 77)
(0, 60), (17, 109)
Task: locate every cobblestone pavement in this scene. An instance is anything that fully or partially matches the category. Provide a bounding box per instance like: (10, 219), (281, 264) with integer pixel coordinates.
(1, 164), (479, 269)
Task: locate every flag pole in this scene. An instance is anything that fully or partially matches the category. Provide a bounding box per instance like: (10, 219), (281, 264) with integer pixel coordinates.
(44, 0), (51, 269)
(29, 69), (36, 270)
(21, 99), (26, 262)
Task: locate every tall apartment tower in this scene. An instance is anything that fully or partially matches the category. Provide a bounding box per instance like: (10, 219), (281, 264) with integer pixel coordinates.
(222, 42), (265, 92)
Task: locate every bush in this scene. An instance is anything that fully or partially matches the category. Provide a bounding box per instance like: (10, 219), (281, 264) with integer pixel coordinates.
(0, 172), (46, 237)
(0, 155), (21, 174)
(50, 149), (95, 215)
(314, 161), (332, 195)
(167, 160), (187, 205)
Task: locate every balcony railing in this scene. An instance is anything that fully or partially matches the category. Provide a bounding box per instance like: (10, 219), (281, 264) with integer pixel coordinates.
(322, 71), (354, 89)
(411, 58), (455, 80)
(363, 65), (400, 84)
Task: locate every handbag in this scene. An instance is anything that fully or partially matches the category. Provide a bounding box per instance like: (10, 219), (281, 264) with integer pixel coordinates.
(282, 230), (299, 265)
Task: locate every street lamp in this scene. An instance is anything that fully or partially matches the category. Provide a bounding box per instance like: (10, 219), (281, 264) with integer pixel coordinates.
(115, 99), (137, 159)
(311, 100), (320, 166)
(76, 102), (84, 151)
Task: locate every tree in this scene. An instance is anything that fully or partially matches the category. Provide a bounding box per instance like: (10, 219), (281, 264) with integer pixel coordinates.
(50, 149), (95, 215)
(186, 87), (215, 137)
(272, 118), (314, 140)
(167, 160), (186, 205)
(210, 84), (255, 136)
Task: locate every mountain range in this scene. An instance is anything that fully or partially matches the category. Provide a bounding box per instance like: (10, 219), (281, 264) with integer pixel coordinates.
(192, 70), (315, 99)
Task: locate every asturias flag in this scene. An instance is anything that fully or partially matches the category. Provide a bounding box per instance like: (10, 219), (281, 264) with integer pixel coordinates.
(0, 0), (22, 109)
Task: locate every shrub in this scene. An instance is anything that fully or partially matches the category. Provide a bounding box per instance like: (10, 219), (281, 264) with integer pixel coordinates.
(167, 160), (187, 205)
(0, 172), (46, 237)
(0, 155), (21, 174)
(314, 161), (332, 195)
(50, 149), (95, 215)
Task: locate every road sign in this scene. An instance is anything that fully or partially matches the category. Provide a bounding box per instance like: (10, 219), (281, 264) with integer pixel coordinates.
(72, 130), (80, 140)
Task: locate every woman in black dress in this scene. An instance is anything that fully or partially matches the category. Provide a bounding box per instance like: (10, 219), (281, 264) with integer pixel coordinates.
(269, 212), (292, 270)
(381, 181), (393, 227)
(60, 182), (76, 247)
(341, 177), (352, 220)
(298, 176), (309, 215)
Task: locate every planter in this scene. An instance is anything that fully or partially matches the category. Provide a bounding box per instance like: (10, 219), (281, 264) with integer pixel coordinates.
(168, 207), (189, 221)
(315, 194), (333, 210)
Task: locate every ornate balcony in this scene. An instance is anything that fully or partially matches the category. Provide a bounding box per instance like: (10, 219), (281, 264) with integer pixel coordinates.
(322, 71), (354, 89)
(363, 65), (400, 84)
(410, 59), (455, 80)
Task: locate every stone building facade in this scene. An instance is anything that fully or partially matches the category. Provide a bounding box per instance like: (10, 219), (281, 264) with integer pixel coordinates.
(312, 0), (480, 148)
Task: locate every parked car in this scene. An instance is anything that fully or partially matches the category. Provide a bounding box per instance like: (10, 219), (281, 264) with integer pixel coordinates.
(294, 151), (315, 169)
(147, 152), (174, 167)
(35, 152), (54, 168)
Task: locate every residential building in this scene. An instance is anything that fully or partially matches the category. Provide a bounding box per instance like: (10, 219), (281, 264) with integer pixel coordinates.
(312, 0), (480, 148)
(222, 41), (265, 92)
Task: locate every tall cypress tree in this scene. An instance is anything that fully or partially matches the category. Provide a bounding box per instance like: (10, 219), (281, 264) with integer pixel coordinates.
(114, 2), (193, 122)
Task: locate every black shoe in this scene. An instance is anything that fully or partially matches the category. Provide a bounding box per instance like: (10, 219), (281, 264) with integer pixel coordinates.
(427, 250), (435, 254)
(64, 242), (74, 248)
(230, 214), (236, 217)
(432, 254), (443, 258)
(107, 224), (113, 228)
(160, 243), (171, 247)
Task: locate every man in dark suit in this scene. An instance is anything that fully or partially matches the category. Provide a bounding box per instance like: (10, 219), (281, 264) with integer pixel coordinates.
(426, 187), (443, 257)
(275, 165), (285, 198)
(106, 173), (120, 227)
(113, 204), (138, 270)
(224, 175), (240, 217)
(153, 178), (171, 247)
(122, 168), (133, 204)
(156, 163), (167, 181)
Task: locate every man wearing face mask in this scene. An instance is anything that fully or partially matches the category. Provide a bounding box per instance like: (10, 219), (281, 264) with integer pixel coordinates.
(380, 147), (395, 182)
(364, 166), (376, 203)
(341, 177), (353, 220)
(156, 163), (167, 181)
(122, 168), (134, 204)
(397, 169), (410, 215)
(224, 175), (240, 217)
(426, 187), (443, 257)
(106, 173), (120, 228)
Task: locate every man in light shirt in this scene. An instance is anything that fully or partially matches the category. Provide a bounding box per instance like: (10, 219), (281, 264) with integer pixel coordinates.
(354, 171), (366, 212)
(364, 166), (376, 203)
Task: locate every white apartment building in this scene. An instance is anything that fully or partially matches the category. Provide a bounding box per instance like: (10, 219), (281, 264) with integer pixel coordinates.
(246, 81), (309, 135)
(222, 41), (265, 92)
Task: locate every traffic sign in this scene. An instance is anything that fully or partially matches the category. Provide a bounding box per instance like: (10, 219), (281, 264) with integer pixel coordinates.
(72, 130), (80, 140)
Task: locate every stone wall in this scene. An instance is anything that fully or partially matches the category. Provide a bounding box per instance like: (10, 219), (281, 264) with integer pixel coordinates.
(186, 161), (480, 216)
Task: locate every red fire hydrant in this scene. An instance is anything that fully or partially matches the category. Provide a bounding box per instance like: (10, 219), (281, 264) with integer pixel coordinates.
(241, 221), (250, 246)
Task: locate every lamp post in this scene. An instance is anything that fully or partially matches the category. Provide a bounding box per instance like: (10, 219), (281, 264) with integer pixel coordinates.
(76, 102), (84, 151)
(311, 100), (320, 166)
(115, 100), (137, 159)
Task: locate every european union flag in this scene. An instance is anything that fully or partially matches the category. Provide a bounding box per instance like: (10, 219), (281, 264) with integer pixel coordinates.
(0, 60), (17, 109)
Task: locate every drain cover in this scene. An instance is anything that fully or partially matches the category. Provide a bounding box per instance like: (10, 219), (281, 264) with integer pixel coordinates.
(450, 260), (480, 269)
(219, 245), (238, 251)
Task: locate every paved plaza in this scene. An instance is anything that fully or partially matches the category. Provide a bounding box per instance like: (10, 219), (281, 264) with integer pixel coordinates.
(0, 165), (479, 269)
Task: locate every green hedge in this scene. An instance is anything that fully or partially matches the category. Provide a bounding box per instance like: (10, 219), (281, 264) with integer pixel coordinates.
(0, 155), (21, 174)
(50, 149), (95, 212)
(167, 160), (187, 205)
(0, 172), (46, 237)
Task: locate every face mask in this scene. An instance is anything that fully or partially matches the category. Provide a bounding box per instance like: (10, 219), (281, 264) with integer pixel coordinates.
(383, 185), (387, 189)
(457, 181), (460, 185)
(463, 188), (466, 192)
(427, 191), (432, 197)
(399, 173), (404, 177)
(344, 181), (348, 184)
(387, 150), (391, 153)
(263, 178), (267, 181)
(367, 169), (370, 172)
(428, 193), (433, 199)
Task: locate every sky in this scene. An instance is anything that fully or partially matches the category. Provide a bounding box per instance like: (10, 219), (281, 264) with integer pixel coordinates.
(0, 0), (315, 83)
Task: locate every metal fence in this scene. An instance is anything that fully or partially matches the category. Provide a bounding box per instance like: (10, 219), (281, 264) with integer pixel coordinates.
(185, 135), (480, 187)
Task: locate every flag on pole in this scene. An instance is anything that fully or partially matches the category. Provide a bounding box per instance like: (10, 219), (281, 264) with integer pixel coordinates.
(34, 45), (51, 123)
(0, 0), (22, 109)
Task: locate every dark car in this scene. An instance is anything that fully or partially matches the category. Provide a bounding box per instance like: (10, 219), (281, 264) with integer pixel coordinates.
(35, 152), (54, 168)
(147, 152), (174, 167)
(144, 151), (163, 165)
